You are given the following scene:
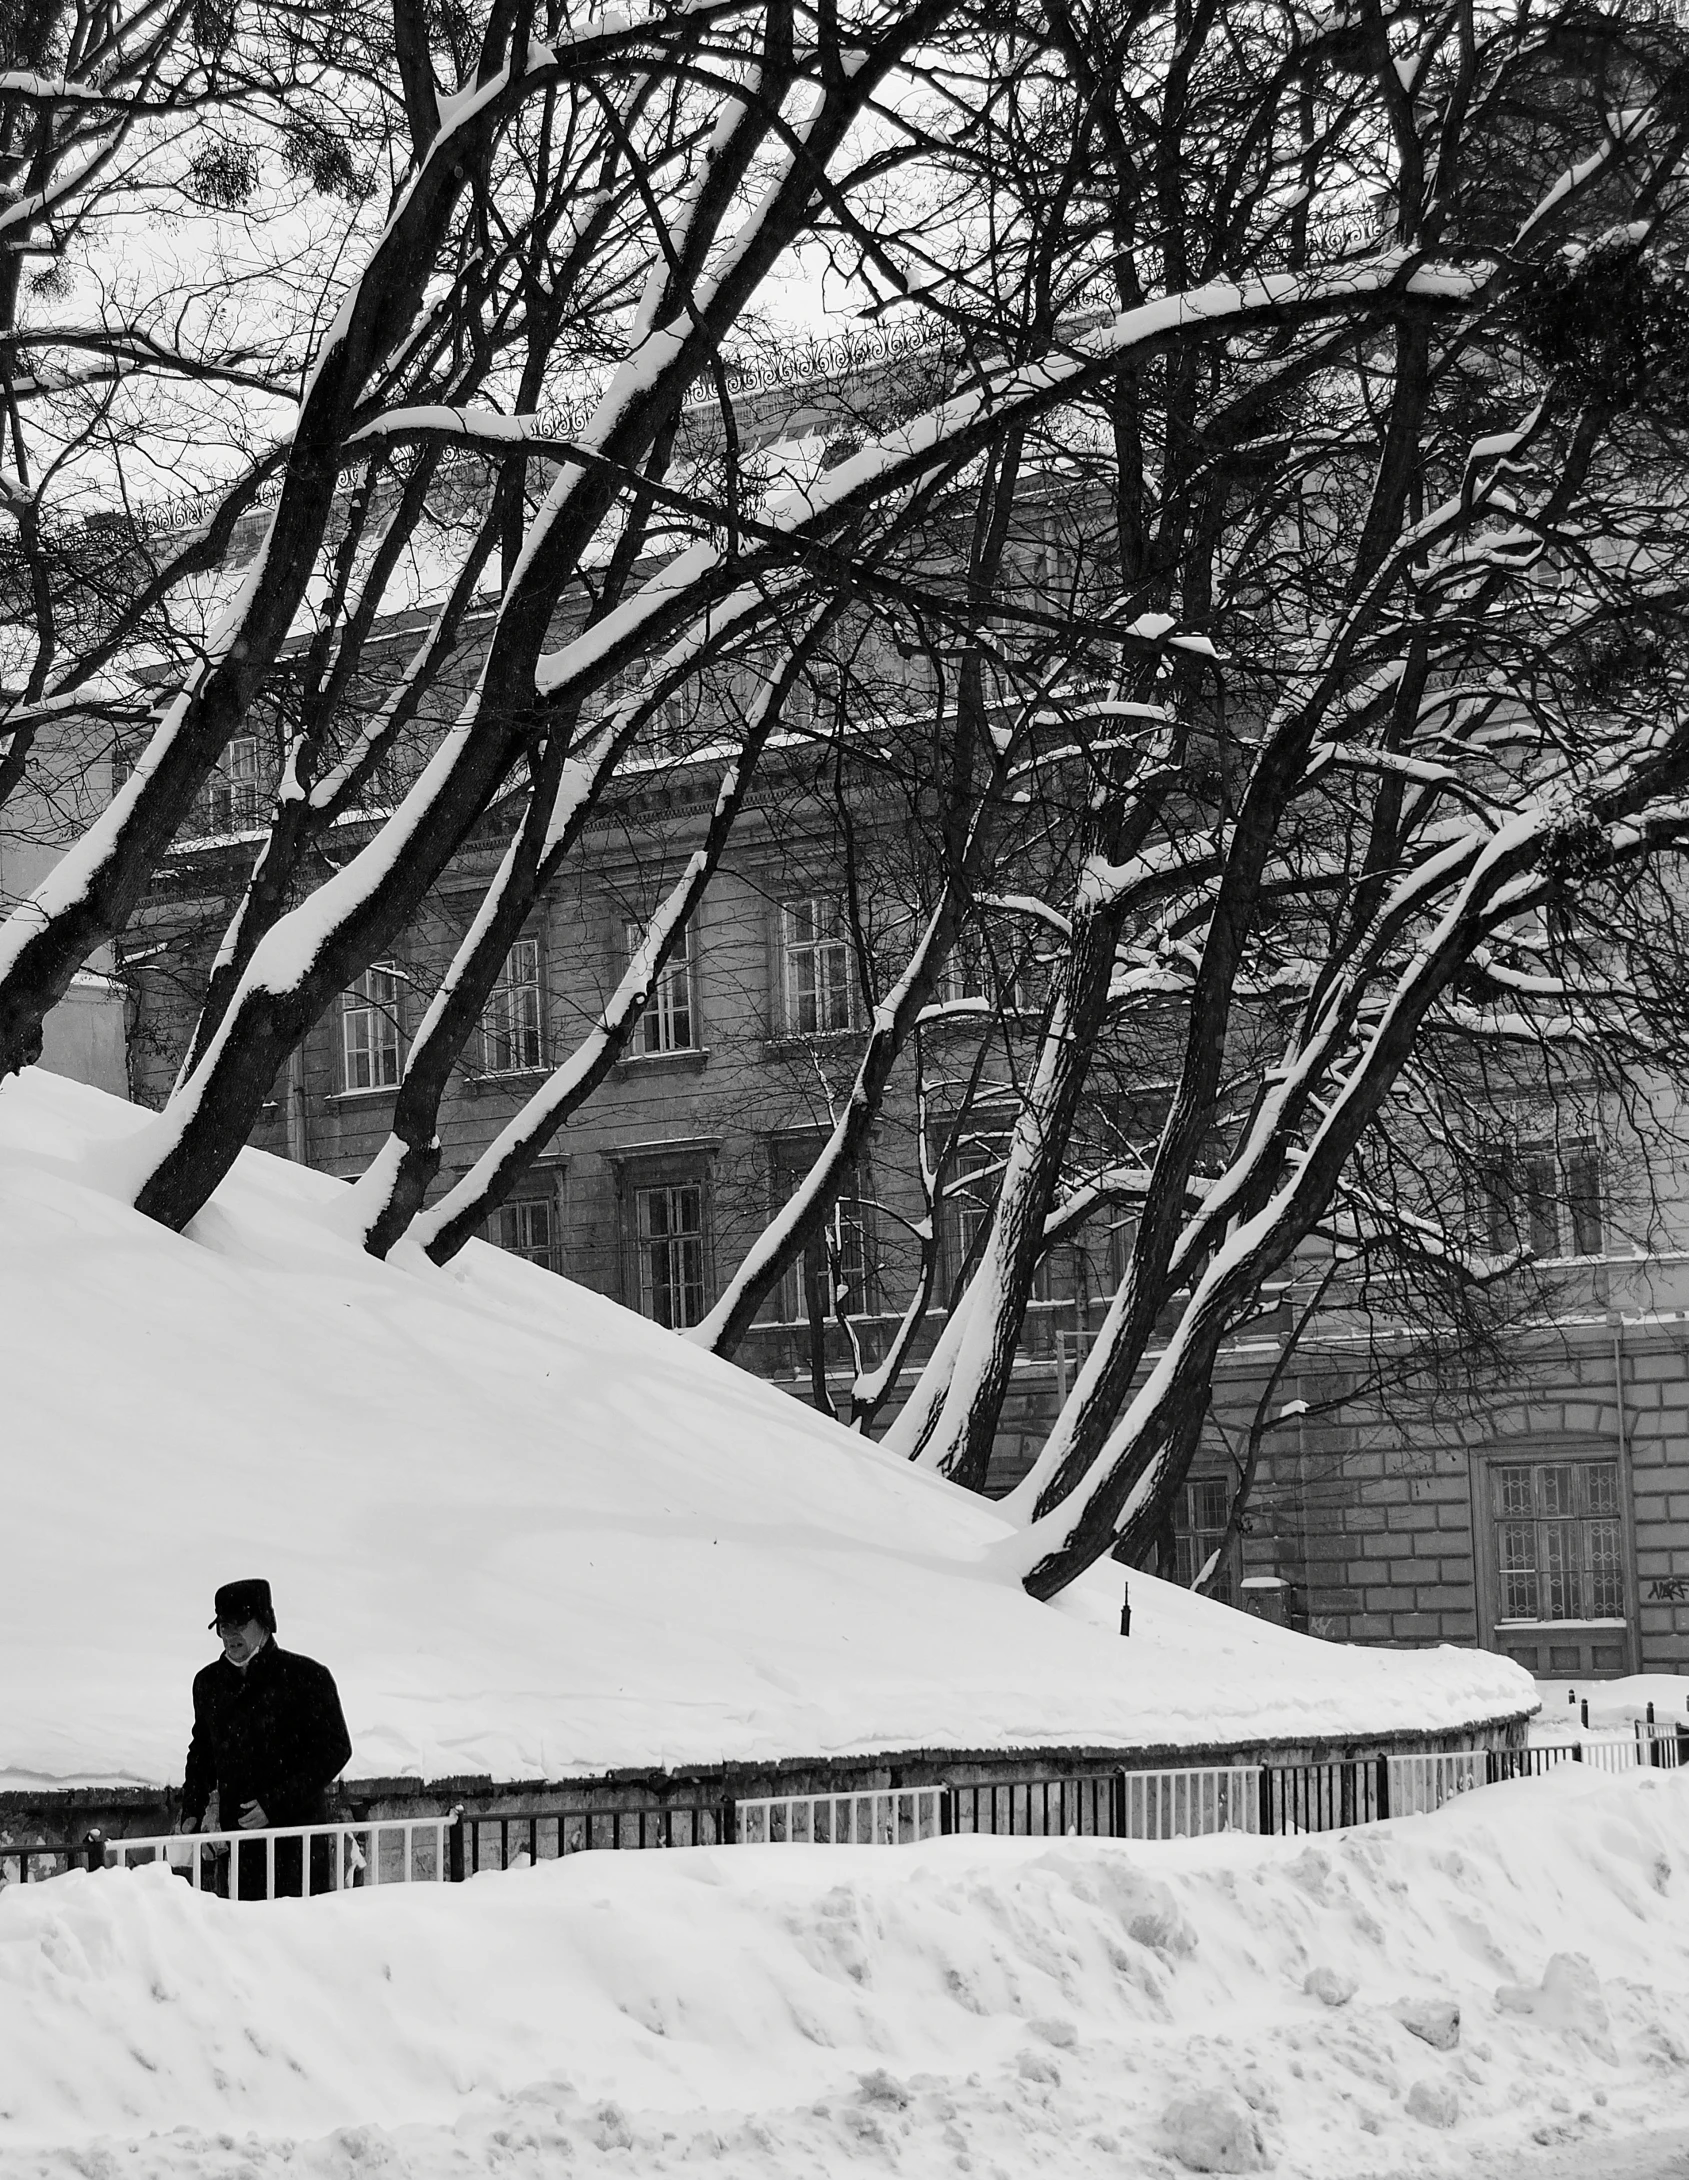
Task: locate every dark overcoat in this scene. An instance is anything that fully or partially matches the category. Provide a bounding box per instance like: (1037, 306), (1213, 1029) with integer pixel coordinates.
(182, 1639), (352, 1832)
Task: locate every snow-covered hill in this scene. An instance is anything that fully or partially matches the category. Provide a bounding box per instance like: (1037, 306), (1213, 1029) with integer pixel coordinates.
(0, 1070), (1532, 1792)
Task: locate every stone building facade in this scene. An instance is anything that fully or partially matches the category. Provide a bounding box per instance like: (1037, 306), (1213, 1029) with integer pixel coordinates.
(1190, 1275), (1689, 1680)
(116, 400), (1689, 1686)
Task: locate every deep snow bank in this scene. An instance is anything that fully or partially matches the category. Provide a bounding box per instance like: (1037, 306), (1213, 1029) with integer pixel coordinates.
(0, 1069), (1531, 1790)
(3, 1771), (1688, 2180)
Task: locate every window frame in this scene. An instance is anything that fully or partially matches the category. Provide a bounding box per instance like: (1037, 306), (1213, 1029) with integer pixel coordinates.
(340, 963), (404, 1093)
(630, 1176), (710, 1328)
(629, 919), (696, 1056)
(1485, 1134), (1604, 1263)
(204, 734), (260, 834)
(761, 1139), (877, 1325)
(1173, 1476), (1237, 1604)
(486, 1192), (562, 1273)
(780, 897), (855, 1037)
(480, 936), (545, 1075)
(1490, 1457), (1626, 1626)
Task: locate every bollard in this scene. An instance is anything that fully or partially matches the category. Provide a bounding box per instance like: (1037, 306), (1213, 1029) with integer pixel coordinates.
(1119, 1579), (1131, 1637)
(1649, 1701), (1656, 1727)
(1581, 1698), (1590, 1729)
(83, 1830), (105, 1873)
(1568, 1688), (1576, 1704)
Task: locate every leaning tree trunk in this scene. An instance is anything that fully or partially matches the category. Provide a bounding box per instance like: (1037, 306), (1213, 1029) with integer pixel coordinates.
(0, 55), (523, 1079)
(907, 893), (1123, 1491)
(384, 606), (824, 1259)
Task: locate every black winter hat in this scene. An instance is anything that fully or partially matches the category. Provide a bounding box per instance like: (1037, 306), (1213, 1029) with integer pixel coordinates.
(209, 1578), (276, 1632)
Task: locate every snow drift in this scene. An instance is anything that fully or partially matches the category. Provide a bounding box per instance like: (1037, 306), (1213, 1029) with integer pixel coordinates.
(0, 1069), (1531, 1791)
(2, 1769), (1688, 2178)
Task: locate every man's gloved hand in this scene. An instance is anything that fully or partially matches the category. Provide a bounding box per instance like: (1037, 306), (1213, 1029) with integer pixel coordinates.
(237, 1800), (269, 1830)
(173, 1812), (201, 1836)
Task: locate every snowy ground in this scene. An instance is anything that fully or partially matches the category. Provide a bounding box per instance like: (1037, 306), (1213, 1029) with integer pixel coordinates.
(1533, 1678), (1689, 1740)
(0, 1071), (1531, 1792)
(3, 1768), (1689, 2180)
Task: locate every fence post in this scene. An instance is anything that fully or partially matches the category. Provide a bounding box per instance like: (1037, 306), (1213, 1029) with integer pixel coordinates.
(1110, 1770), (1127, 1839)
(939, 1787), (954, 1837)
(719, 1795), (737, 1846)
(1376, 1755), (1391, 1820)
(447, 1814), (465, 1884)
(1257, 1767), (1275, 1838)
(84, 1830), (105, 1873)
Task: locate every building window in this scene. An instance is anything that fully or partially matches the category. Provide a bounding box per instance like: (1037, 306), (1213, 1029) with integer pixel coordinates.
(482, 938), (543, 1073)
(206, 736), (259, 832)
(1174, 1476), (1234, 1603)
(1494, 1460), (1624, 1621)
(630, 922), (694, 1054)
(792, 658), (845, 733)
(777, 1184), (873, 1323)
(341, 965), (403, 1091)
(634, 1181), (707, 1328)
(942, 933), (1047, 1016)
(487, 1195), (561, 1273)
(942, 1132), (1066, 1303)
(945, 1147), (998, 1290)
(1486, 1139), (1603, 1261)
(782, 898), (853, 1034)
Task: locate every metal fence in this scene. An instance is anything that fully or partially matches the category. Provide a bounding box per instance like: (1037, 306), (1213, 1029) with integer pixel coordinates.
(1385, 1750), (1485, 1817)
(1122, 1765), (1261, 1838)
(11, 1727), (1687, 1899)
(949, 1774), (1119, 1838)
(457, 1804), (730, 1871)
(735, 1788), (947, 1845)
(0, 1841), (89, 1885)
(95, 1815), (457, 1899)
(737, 1732), (1689, 1852)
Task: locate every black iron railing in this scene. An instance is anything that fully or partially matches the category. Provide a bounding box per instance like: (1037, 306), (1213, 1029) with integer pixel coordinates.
(1259, 1757), (1389, 1834)
(0, 1840), (94, 1884)
(453, 1803), (731, 1874)
(949, 1774), (1117, 1838)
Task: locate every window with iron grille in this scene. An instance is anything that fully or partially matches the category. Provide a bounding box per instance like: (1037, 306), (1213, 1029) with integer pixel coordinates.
(1493, 1460), (1625, 1621)
(1485, 1139), (1603, 1260)
(487, 1196), (561, 1273)
(1174, 1476), (1234, 1603)
(341, 964), (403, 1091)
(481, 939), (543, 1073)
(782, 899), (854, 1034)
(634, 1182), (707, 1327)
(629, 922), (694, 1053)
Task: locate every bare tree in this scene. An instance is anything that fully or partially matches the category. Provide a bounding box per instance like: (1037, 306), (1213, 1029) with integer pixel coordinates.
(8, 0), (1689, 1632)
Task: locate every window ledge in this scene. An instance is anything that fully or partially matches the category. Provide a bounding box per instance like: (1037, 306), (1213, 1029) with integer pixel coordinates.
(1495, 1617), (1628, 1630)
(460, 1067), (551, 1093)
(764, 1029), (864, 1054)
(613, 1047), (710, 1079)
(328, 1084), (400, 1102)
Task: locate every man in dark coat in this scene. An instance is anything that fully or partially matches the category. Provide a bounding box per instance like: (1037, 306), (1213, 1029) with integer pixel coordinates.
(179, 1579), (352, 1899)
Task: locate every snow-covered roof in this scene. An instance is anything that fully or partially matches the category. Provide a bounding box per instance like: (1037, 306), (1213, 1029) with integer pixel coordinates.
(0, 1070), (1533, 1793)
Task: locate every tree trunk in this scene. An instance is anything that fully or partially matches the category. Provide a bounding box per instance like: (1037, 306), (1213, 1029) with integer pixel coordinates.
(914, 895), (1122, 1490)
